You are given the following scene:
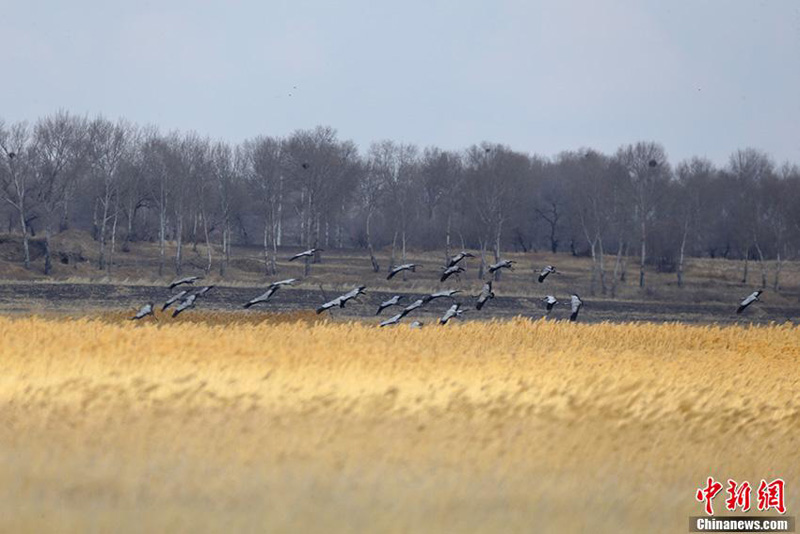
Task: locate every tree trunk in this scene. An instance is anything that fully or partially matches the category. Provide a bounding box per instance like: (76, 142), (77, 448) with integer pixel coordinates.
(677, 218), (689, 288)
(597, 236), (607, 295)
(44, 224), (53, 275)
(276, 175), (284, 246)
(158, 207), (166, 277)
(492, 221), (503, 281)
(611, 239), (624, 298)
(366, 210), (379, 272)
(588, 239), (598, 296)
(445, 213), (452, 263)
(192, 212), (199, 252)
(313, 214), (322, 264)
(478, 239), (487, 280)
(108, 200), (119, 273)
(18, 202), (30, 270)
(389, 231), (398, 271)
(741, 255), (749, 285)
(220, 223), (229, 277)
(91, 199), (99, 241)
(754, 242), (767, 289)
(202, 212), (212, 274)
(773, 251), (783, 292)
(175, 214), (183, 276)
(270, 208), (278, 276)
(401, 230), (407, 281)
(98, 195), (110, 270)
(639, 219), (646, 288)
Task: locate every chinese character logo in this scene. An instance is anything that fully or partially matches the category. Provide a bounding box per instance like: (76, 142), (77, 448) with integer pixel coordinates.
(696, 477), (786, 516)
(696, 477), (723, 515)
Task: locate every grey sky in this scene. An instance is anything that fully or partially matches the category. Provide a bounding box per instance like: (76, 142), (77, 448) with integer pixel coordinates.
(2, 0), (798, 166)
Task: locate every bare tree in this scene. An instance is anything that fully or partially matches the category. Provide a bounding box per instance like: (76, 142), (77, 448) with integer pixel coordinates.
(419, 147), (462, 259)
(674, 157), (714, 287)
(369, 141), (419, 276)
(244, 135), (284, 275)
(31, 111), (89, 275)
(728, 148), (775, 288)
(0, 120), (34, 269)
(284, 126), (359, 275)
(211, 141), (236, 277)
(360, 153), (386, 272)
(563, 150), (610, 295)
(616, 142), (670, 288)
(464, 144), (526, 280)
(141, 131), (172, 276)
(88, 117), (135, 271)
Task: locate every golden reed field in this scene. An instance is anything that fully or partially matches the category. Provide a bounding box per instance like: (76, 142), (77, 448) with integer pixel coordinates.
(0, 312), (798, 533)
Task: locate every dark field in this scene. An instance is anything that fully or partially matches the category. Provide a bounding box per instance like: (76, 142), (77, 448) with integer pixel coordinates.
(1, 236), (799, 324)
(0, 280), (796, 325)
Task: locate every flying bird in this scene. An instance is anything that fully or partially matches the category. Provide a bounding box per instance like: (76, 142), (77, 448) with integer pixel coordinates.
(387, 263), (418, 280)
(245, 286), (278, 309)
(440, 303), (464, 325)
(379, 313), (404, 327)
(194, 286), (214, 297)
(270, 278), (297, 287)
(316, 286), (366, 314)
(339, 286), (367, 307)
(288, 248), (321, 262)
(569, 294), (583, 322)
(488, 259), (515, 274)
(476, 281), (495, 310)
(543, 295), (558, 314)
(316, 297), (342, 314)
(172, 294), (197, 318)
(736, 290), (763, 314)
(446, 251), (474, 268)
(169, 276), (201, 290)
(400, 298), (425, 318)
(162, 290), (188, 311)
(441, 265), (465, 282)
(376, 295), (404, 315)
(423, 289), (460, 304)
(131, 302), (155, 321)
(243, 279), (296, 309)
(538, 265), (557, 283)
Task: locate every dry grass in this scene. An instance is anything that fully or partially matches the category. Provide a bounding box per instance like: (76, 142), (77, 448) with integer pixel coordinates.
(0, 315), (798, 533)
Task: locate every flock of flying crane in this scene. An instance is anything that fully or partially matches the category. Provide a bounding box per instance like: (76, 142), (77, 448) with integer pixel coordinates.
(131, 248), (766, 325)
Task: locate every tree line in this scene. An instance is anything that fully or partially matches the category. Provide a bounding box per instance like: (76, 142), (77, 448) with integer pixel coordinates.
(1, 111), (799, 293)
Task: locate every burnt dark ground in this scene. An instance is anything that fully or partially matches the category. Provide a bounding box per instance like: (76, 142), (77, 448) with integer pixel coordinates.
(0, 282), (796, 326)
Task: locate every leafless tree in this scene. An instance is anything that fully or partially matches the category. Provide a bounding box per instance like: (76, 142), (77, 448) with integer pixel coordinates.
(464, 144), (526, 280)
(88, 117), (135, 271)
(419, 147), (462, 260)
(244, 135), (284, 275)
(616, 141), (670, 288)
(0, 120), (34, 269)
(31, 111), (90, 274)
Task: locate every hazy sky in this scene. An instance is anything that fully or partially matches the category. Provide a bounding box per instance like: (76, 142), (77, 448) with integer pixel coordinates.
(2, 0), (798, 166)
